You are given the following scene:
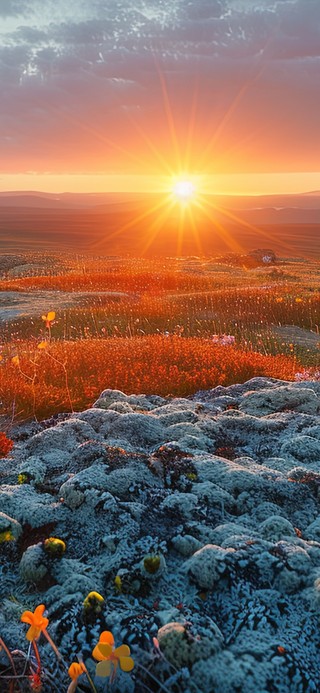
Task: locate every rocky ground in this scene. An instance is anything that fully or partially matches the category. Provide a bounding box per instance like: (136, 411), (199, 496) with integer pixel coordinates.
(1, 377), (320, 692)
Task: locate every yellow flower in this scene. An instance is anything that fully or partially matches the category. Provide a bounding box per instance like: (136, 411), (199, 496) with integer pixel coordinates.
(11, 355), (20, 366)
(0, 530), (14, 543)
(295, 297), (303, 303)
(21, 604), (49, 641)
(42, 311), (55, 323)
(114, 575), (122, 593)
(37, 341), (48, 350)
(83, 591), (104, 612)
(92, 631), (134, 678)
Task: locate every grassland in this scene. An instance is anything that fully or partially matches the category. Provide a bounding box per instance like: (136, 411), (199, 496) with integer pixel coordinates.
(0, 253), (319, 422)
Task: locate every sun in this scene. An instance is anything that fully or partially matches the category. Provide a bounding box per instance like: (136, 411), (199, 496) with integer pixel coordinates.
(172, 180), (196, 201)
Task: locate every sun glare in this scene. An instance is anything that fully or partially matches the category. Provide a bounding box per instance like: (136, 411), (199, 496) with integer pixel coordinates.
(172, 180), (196, 201)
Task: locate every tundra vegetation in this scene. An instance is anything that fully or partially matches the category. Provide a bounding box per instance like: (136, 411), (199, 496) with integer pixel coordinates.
(0, 253), (319, 422)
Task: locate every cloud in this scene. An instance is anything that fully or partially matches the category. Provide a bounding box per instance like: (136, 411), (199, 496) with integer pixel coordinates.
(0, 0), (30, 17)
(0, 0), (319, 176)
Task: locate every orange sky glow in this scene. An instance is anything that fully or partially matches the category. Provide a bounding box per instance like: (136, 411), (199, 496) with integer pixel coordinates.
(0, 1), (319, 196)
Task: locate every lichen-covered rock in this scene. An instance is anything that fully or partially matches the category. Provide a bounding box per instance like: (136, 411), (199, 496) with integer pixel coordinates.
(280, 435), (320, 463)
(157, 620), (223, 667)
(186, 544), (235, 589)
(2, 378), (320, 692)
(0, 483), (68, 526)
(25, 419), (100, 455)
(19, 543), (48, 584)
(93, 388), (128, 408)
(0, 511), (22, 541)
(305, 517), (320, 541)
(171, 534), (202, 557)
(101, 412), (165, 449)
(160, 492), (199, 520)
(18, 456), (47, 485)
(239, 385), (320, 417)
(259, 515), (296, 541)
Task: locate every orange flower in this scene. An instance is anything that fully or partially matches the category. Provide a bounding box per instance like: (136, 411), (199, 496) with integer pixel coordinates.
(42, 311), (55, 325)
(67, 661), (88, 693)
(68, 662), (86, 680)
(92, 631), (134, 679)
(21, 605), (61, 659)
(21, 605), (49, 642)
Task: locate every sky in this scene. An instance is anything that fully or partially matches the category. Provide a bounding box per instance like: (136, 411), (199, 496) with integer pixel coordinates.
(0, 0), (319, 194)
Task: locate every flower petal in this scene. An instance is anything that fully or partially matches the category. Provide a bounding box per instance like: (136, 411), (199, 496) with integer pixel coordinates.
(96, 660), (112, 677)
(92, 644), (106, 661)
(99, 631), (115, 646)
(119, 656), (134, 672)
(96, 643), (113, 658)
(92, 642), (112, 661)
(26, 625), (41, 641)
(34, 604), (46, 618)
(21, 610), (34, 625)
(32, 604), (49, 629)
(68, 662), (85, 680)
(114, 645), (130, 658)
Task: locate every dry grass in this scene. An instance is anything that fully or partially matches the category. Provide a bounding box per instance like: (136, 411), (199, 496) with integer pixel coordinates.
(0, 336), (298, 421)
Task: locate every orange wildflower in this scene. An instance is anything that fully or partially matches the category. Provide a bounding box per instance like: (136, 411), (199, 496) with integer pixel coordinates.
(21, 604), (61, 659)
(42, 311), (55, 326)
(92, 631), (134, 679)
(68, 662), (86, 680)
(21, 605), (48, 642)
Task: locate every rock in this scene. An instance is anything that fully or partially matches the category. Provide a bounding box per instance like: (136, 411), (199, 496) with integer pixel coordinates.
(186, 544), (235, 589)
(1, 378), (320, 692)
(172, 534), (203, 557)
(0, 511), (22, 541)
(259, 515), (296, 541)
(18, 456), (47, 485)
(280, 435), (320, 463)
(157, 620), (222, 667)
(239, 385), (319, 417)
(19, 543), (48, 584)
(160, 492), (199, 520)
(248, 248), (277, 263)
(93, 388), (128, 408)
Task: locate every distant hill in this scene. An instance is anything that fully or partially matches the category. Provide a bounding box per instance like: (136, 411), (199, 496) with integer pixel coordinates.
(1, 190), (320, 211)
(0, 191), (145, 209)
(0, 190), (319, 258)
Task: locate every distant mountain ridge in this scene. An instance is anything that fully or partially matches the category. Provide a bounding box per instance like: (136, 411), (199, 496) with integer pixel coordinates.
(0, 190), (318, 258)
(0, 190), (320, 212)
